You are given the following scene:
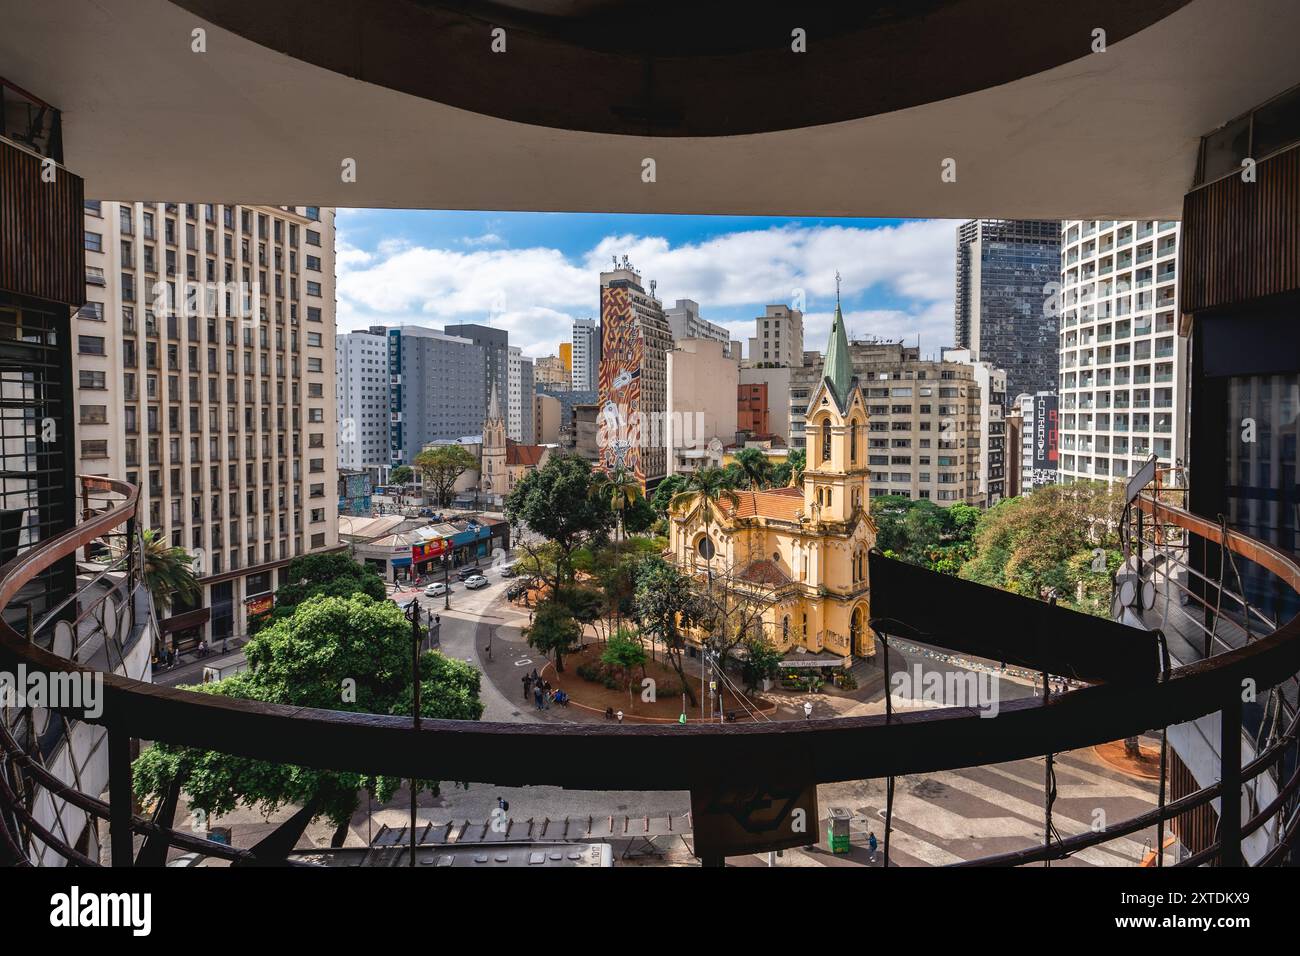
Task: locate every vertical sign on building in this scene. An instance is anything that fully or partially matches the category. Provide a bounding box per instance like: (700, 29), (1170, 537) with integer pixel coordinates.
(1032, 393), (1058, 488)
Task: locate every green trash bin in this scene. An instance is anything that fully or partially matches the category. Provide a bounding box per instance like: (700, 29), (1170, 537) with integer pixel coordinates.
(827, 807), (852, 854)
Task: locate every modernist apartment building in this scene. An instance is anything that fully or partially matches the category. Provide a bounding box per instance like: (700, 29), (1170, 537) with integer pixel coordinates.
(386, 325), (486, 467)
(1058, 220), (1184, 482)
(75, 201), (339, 644)
(445, 322), (509, 422)
(598, 262), (671, 488)
(790, 340), (988, 506)
(748, 304), (804, 367)
(570, 317), (600, 391)
(954, 219), (1062, 397)
(336, 326), (391, 481)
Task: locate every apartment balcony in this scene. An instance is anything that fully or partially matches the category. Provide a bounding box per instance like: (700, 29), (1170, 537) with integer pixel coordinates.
(3, 474), (1298, 867)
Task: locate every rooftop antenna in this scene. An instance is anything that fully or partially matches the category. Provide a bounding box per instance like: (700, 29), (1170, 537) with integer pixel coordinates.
(649, 278), (657, 298)
(835, 270), (842, 308)
(611, 255), (618, 269)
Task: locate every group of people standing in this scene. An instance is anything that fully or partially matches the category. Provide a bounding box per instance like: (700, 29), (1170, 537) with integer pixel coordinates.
(522, 670), (568, 709)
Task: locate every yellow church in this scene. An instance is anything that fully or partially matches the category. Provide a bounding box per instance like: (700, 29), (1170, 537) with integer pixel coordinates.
(668, 296), (877, 661)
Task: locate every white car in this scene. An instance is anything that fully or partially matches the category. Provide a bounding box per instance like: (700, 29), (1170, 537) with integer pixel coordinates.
(464, 575), (489, 590)
(425, 582), (450, 597)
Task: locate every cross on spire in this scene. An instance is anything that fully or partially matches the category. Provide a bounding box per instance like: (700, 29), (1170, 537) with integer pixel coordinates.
(835, 270), (841, 307)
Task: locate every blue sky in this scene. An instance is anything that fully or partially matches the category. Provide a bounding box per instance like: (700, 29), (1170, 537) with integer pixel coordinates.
(336, 209), (962, 360)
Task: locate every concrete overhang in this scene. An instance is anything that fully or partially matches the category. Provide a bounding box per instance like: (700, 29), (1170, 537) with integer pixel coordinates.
(2, 0), (1298, 218)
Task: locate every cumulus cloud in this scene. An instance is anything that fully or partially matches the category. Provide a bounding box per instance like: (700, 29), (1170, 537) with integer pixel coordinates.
(336, 217), (960, 358)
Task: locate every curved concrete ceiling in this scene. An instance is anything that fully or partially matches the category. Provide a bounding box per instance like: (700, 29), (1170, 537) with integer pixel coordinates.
(2, 0), (1297, 218)
(168, 0), (1191, 137)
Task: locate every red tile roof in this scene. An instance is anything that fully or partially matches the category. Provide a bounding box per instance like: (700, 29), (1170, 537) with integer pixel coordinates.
(719, 485), (805, 522)
(505, 440), (547, 467)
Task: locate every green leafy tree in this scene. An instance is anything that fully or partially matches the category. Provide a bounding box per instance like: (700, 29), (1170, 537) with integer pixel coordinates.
(139, 529), (201, 615)
(650, 473), (688, 518)
(634, 557), (703, 705)
(132, 593), (482, 842)
(414, 444), (478, 507)
(524, 598), (583, 672)
(258, 552), (386, 631)
(960, 483), (1125, 615)
(600, 627), (647, 706)
(741, 636), (783, 693)
(388, 465), (413, 486)
(621, 495), (657, 535)
(505, 454), (615, 591)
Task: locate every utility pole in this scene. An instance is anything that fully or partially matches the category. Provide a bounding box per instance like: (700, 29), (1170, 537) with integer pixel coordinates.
(406, 601), (423, 867)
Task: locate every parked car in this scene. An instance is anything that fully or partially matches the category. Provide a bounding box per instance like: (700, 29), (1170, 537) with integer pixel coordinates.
(456, 565), (481, 581)
(499, 563), (518, 578)
(464, 575), (489, 590)
(425, 582), (450, 597)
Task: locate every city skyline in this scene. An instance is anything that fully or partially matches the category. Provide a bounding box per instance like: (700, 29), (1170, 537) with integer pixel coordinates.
(336, 210), (963, 361)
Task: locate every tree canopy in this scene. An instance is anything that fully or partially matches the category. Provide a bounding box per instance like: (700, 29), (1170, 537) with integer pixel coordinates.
(414, 444), (478, 507)
(133, 593), (482, 834)
(255, 552), (387, 631)
(506, 454), (614, 587)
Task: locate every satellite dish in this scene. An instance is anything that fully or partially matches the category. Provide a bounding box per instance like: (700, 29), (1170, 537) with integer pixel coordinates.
(1119, 578), (1138, 607)
(1141, 579), (1156, 610)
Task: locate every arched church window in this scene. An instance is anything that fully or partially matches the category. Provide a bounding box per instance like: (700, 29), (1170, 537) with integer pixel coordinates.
(697, 535), (715, 560)
(821, 419), (832, 462)
(850, 421), (858, 463)
(850, 607), (862, 651)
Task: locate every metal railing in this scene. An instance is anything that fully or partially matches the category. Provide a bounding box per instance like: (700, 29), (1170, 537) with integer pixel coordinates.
(2, 476), (1300, 866)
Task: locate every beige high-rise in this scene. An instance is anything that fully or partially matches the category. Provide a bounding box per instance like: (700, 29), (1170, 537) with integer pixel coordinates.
(76, 201), (339, 644)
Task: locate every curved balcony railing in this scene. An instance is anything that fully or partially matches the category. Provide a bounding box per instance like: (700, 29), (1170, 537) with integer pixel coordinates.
(1, 478), (1299, 866)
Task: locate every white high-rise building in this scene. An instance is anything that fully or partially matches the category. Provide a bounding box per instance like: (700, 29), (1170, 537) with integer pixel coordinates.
(507, 346), (526, 442)
(1058, 220), (1185, 483)
(571, 317), (599, 391)
(75, 201), (339, 645)
(336, 326), (390, 480)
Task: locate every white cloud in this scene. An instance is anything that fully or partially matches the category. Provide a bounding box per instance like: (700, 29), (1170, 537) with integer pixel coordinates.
(336, 218), (960, 358)
(461, 232), (505, 248)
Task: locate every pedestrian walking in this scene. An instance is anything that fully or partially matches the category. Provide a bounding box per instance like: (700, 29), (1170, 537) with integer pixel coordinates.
(867, 831), (878, 863)
(522, 673), (532, 700)
(533, 685), (544, 710)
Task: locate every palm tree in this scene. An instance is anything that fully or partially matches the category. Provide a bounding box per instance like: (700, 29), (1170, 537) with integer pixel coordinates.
(786, 449), (807, 486)
(139, 528), (201, 615)
(590, 464), (642, 542)
(670, 467), (740, 572)
(733, 447), (771, 491)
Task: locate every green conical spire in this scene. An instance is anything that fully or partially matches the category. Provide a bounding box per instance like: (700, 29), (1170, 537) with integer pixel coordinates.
(823, 272), (852, 406)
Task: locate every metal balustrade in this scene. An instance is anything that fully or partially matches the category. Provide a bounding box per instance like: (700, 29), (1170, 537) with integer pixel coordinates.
(1, 476), (1299, 866)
